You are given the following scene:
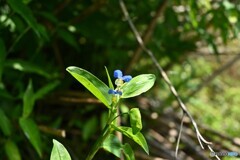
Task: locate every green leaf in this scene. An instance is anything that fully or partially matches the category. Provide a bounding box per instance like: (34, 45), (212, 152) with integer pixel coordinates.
(34, 80), (60, 100)
(112, 125), (149, 154)
(104, 66), (114, 89)
(6, 0), (41, 37)
(66, 66), (111, 108)
(22, 80), (35, 118)
(120, 74), (156, 98)
(102, 135), (136, 160)
(4, 59), (51, 78)
(129, 108), (142, 134)
(19, 118), (42, 157)
(0, 109), (12, 136)
(0, 39), (6, 82)
(122, 143), (135, 160)
(50, 139), (71, 160)
(101, 134), (122, 158)
(4, 140), (22, 160)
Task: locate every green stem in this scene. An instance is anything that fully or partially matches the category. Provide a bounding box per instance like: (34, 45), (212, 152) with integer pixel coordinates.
(85, 124), (111, 160)
(85, 95), (123, 160)
(85, 106), (116, 160)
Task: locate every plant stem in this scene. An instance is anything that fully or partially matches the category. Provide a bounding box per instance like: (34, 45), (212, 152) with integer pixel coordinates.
(85, 106), (116, 160)
(85, 124), (111, 160)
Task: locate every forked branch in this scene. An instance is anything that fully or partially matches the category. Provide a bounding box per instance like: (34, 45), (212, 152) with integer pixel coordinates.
(119, 0), (220, 159)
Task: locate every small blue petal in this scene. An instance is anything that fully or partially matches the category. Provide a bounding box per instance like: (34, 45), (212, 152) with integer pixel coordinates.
(114, 70), (123, 78)
(108, 89), (115, 94)
(116, 91), (122, 95)
(122, 75), (132, 82)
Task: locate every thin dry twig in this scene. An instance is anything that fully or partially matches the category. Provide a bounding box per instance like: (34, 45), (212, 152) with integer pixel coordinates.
(126, 0), (167, 74)
(175, 112), (186, 158)
(119, 0), (220, 159)
(39, 125), (66, 137)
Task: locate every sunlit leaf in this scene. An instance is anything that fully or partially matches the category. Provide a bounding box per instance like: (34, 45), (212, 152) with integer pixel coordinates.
(122, 143), (135, 160)
(101, 134), (122, 158)
(66, 66), (111, 108)
(112, 125), (149, 154)
(0, 109), (12, 136)
(129, 108), (142, 134)
(121, 74), (156, 98)
(19, 118), (42, 157)
(50, 139), (71, 160)
(22, 80), (35, 118)
(4, 140), (22, 160)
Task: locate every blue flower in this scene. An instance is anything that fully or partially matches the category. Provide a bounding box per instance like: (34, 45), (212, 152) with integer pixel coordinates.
(114, 70), (123, 78)
(122, 75), (132, 82)
(108, 70), (132, 96)
(108, 89), (122, 95)
(113, 70), (132, 82)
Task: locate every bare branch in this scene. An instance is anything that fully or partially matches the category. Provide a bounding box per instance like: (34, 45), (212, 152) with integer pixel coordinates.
(125, 0), (167, 73)
(119, 0), (220, 159)
(175, 112), (186, 158)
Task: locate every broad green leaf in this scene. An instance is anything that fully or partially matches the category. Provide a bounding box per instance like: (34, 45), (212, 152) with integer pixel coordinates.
(4, 59), (51, 78)
(19, 118), (42, 157)
(50, 139), (71, 160)
(102, 134), (122, 158)
(0, 39), (6, 82)
(22, 80), (35, 118)
(6, 0), (41, 37)
(112, 125), (149, 154)
(120, 74), (156, 98)
(122, 143), (135, 160)
(34, 80), (60, 100)
(0, 109), (12, 136)
(4, 140), (22, 160)
(66, 66), (111, 108)
(104, 66), (114, 89)
(82, 116), (97, 141)
(129, 108), (142, 134)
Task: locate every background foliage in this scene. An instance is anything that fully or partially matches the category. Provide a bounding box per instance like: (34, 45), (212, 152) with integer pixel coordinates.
(0, 0), (240, 159)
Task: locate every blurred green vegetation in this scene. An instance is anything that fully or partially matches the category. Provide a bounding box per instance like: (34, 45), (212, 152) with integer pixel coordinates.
(0, 0), (240, 159)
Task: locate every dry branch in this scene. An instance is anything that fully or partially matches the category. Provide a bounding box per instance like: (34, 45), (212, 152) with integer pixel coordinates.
(126, 0), (168, 74)
(118, 0), (220, 159)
